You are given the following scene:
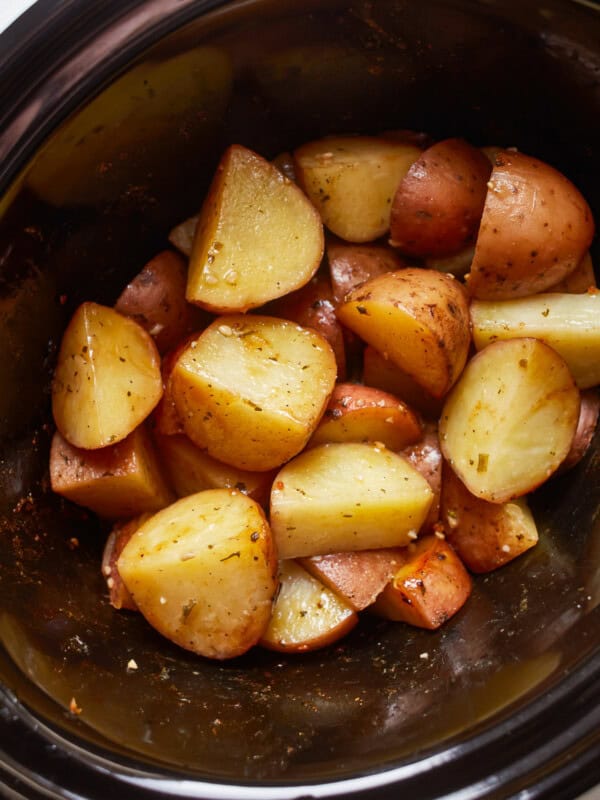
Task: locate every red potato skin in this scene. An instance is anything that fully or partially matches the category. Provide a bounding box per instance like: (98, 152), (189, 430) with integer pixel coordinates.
(151, 334), (199, 436)
(467, 150), (595, 299)
(559, 390), (600, 473)
(326, 238), (406, 306)
(390, 138), (491, 258)
(401, 425), (442, 530)
(102, 517), (151, 611)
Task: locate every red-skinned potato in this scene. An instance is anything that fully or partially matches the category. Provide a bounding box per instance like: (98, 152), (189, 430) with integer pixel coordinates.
(102, 515), (152, 610)
(549, 251), (596, 294)
(560, 390), (600, 472)
(326, 238), (405, 306)
(401, 425), (443, 530)
(151, 333), (199, 436)
(389, 138), (491, 258)
(309, 382), (422, 450)
(467, 149), (595, 299)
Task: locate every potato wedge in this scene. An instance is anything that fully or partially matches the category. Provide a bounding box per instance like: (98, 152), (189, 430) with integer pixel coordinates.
(102, 515), (152, 610)
(372, 535), (472, 629)
(300, 548), (405, 611)
(52, 302), (163, 449)
(50, 426), (174, 519)
(549, 251), (596, 294)
(294, 136), (421, 243)
(259, 560), (357, 652)
(440, 463), (539, 572)
(169, 214), (199, 257)
(309, 382), (422, 450)
(171, 315), (337, 471)
(439, 338), (580, 503)
(470, 292), (600, 389)
(117, 489), (278, 660)
(389, 138), (491, 257)
(154, 433), (274, 506)
(186, 144), (323, 313)
(560, 390), (600, 472)
(467, 149), (595, 299)
(326, 238), (404, 306)
(401, 425), (442, 530)
(337, 268), (470, 398)
(270, 442), (433, 559)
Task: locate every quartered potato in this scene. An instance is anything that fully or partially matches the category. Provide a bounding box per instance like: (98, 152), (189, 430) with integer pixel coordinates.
(186, 144), (323, 312)
(117, 489), (278, 660)
(337, 268), (470, 398)
(439, 338), (580, 503)
(270, 442), (433, 559)
(259, 560), (357, 653)
(52, 302), (163, 449)
(294, 135), (421, 242)
(470, 292), (600, 389)
(171, 315), (337, 470)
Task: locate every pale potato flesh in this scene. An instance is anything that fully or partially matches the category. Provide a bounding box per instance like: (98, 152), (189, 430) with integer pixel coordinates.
(270, 442), (433, 559)
(259, 560), (357, 652)
(171, 315), (337, 470)
(187, 144), (323, 312)
(294, 136), (421, 243)
(117, 489), (278, 659)
(439, 338), (580, 503)
(470, 292), (600, 389)
(52, 302), (163, 449)
(169, 214), (199, 257)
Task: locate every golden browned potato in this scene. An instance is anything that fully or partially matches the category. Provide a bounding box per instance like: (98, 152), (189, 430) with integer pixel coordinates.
(372, 534), (472, 629)
(337, 268), (470, 398)
(102, 515), (152, 610)
(115, 250), (207, 354)
(50, 426), (174, 519)
(169, 214), (198, 257)
(470, 292), (600, 389)
(549, 251), (596, 294)
(52, 302), (163, 449)
(300, 548), (405, 611)
(308, 382), (422, 450)
(439, 338), (580, 503)
(154, 432), (275, 506)
(186, 144), (323, 313)
(259, 560), (357, 653)
(401, 425), (443, 530)
(294, 135), (421, 242)
(171, 315), (337, 471)
(440, 463), (539, 572)
(467, 149), (595, 299)
(560, 390), (600, 472)
(389, 138), (491, 257)
(270, 442), (433, 559)
(326, 238), (404, 306)
(117, 489), (278, 660)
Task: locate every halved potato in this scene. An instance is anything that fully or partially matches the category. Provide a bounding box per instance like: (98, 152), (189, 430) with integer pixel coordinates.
(270, 442), (433, 559)
(309, 382), (422, 450)
(102, 515), (152, 610)
(326, 238), (404, 306)
(50, 426), (174, 519)
(171, 315), (337, 471)
(470, 292), (600, 389)
(372, 535), (472, 629)
(389, 138), (491, 257)
(169, 214), (199, 257)
(401, 425), (442, 530)
(186, 144), (323, 312)
(294, 135), (421, 243)
(259, 560), (357, 652)
(441, 462), (539, 572)
(337, 268), (470, 398)
(117, 489), (278, 660)
(439, 338), (580, 503)
(467, 150), (595, 299)
(52, 302), (163, 449)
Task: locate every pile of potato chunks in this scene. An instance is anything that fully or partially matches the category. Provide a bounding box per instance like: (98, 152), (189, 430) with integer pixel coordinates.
(50, 133), (599, 660)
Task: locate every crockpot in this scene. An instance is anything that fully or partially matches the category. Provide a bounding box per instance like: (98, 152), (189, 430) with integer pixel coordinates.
(0, 1), (599, 798)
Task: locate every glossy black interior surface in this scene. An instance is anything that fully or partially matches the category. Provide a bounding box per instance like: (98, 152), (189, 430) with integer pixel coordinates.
(0, 1), (599, 798)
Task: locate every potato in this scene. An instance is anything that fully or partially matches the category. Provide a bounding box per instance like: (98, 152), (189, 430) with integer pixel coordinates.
(115, 250), (207, 353)
(372, 534), (472, 629)
(49, 426), (174, 519)
(294, 135), (421, 243)
(169, 214), (199, 257)
(337, 268), (470, 398)
(467, 150), (595, 299)
(326, 238), (404, 306)
(424, 245), (475, 278)
(439, 338), (580, 503)
(102, 515), (152, 610)
(154, 433), (274, 506)
(117, 489), (278, 659)
(389, 138), (491, 257)
(470, 292), (600, 389)
(401, 425), (442, 530)
(270, 442), (433, 559)
(171, 315), (337, 471)
(259, 560), (357, 652)
(560, 390), (600, 472)
(271, 151), (297, 182)
(186, 144), (323, 313)
(549, 251), (596, 294)
(440, 463), (539, 572)
(151, 337), (193, 437)
(52, 302), (163, 449)
(300, 548), (405, 611)
(309, 382), (422, 450)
